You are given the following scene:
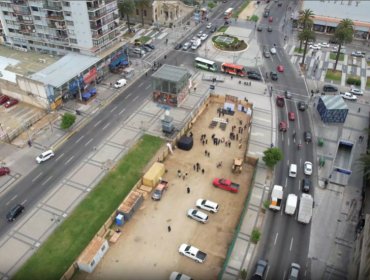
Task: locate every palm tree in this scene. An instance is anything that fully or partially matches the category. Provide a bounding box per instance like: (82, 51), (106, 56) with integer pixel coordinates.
(332, 18), (354, 71)
(298, 29), (316, 65)
(135, 0), (151, 26)
(118, 0), (135, 31)
(298, 9), (314, 50)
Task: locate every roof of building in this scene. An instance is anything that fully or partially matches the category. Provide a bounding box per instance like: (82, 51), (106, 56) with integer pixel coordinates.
(152, 64), (190, 82)
(30, 53), (100, 88)
(303, 0), (370, 24)
(77, 236), (107, 265)
(320, 95), (348, 110)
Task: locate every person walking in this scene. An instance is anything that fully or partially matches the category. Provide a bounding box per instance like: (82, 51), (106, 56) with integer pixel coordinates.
(187, 186), (190, 193)
(167, 225), (171, 232)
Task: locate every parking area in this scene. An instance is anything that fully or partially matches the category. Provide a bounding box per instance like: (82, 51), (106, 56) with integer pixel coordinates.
(77, 100), (255, 280)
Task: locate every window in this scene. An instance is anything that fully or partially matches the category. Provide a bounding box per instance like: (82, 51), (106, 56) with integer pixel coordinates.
(31, 6), (38, 11)
(69, 38), (77, 44)
(34, 16), (41, 20)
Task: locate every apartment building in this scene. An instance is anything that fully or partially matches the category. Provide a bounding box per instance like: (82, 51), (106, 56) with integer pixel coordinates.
(0, 0), (122, 55)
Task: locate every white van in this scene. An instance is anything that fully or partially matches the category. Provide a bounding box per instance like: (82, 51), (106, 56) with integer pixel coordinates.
(289, 164), (297, 178)
(191, 39), (201, 50)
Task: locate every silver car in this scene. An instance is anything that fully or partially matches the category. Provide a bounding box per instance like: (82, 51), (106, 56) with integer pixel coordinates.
(187, 208), (208, 223)
(182, 42), (191, 50)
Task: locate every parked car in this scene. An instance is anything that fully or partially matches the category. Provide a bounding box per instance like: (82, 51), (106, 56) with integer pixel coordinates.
(114, 79), (127, 88)
(320, 42), (330, 48)
(178, 244), (207, 263)
(144, 43), (155, 49)
(279, 121), (287, 132)
(302, 178), (311, 193)
(304, 161), (313, 175)
(288, 263), (301, 280)
(277, 65), (284, 72)
(196, 199), (219, 213)
(169, 272), (192, 280)
(36, 149), (55, 163)
(175, 43), (182, 50)
(340, 92), (357, 101)
(298, 101), (307, 111)
(257, 26), (263, 32)
(309, 44), (321, 50)
(200, 34), (208, 41)
(270, 71), (278, 81)
(349, 87), (363, 95)
(197, 30), (203, 37)
(270, 47), (277, 54)
(0, 95), (10, 105)
(332, 46), (346, 53)
(323, 84), (338, 92)
(0, 167), (10, 176)
(351, 51), (365, 58)
(304, 131), (312, 142)
(182, 42), (191, 50)
(267, 26), (273, 32)
(213, 178), (239, 192)
(206, 23), (212, 29)
(4, 99), (19, 108)
(6, 204), (25, 222)
(187, 209), (208, 223)
(252, 259), (268, 279)
(288, 112), (295, 121)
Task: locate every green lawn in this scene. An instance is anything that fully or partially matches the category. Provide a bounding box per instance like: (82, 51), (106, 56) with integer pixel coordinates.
(330, 52), (344, 61)
(218, 26), (228, 33)
(13, 134), (163, 280)
(325, 69), (342, 81)
(294, 47), (304, 54)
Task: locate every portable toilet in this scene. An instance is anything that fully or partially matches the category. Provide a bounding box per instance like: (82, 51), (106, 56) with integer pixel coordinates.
(115, 213), (124, 226)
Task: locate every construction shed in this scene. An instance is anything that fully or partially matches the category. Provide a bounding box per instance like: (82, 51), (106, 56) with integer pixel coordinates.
(77, 236), (109, 273)
(317, 95), (348, 123)
(142, 162), (165, 187)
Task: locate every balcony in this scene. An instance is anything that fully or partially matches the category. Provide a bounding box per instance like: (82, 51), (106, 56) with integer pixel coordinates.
(47, 11), (64, 21)
(48, 22), (66, 29)
(12, 7), (31, 16)
(92, 23), (119, 39)
(43, 4), (62, 11)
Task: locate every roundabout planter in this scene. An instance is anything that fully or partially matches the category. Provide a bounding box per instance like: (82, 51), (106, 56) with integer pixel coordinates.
(211, 34), (248, 52)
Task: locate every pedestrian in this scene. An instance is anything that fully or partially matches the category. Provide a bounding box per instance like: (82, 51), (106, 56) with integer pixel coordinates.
(201, 168), (205, 174)
(236, 134), (239, 141)
(194, 87), (197, 92)
(145, 72), (148, 77)
(205, 139), (208, 144)
(187, 186), (190, 193)
(207, 151), (210, 157)
(358, 107), (361, 113)
(205, 150), (208, 156)
(193, 164), (196, 171)
(167, 225), (171, 232)
(185, 172), (188, 178)
(177, 170), (181, 178)
(183, 174), (186, 180)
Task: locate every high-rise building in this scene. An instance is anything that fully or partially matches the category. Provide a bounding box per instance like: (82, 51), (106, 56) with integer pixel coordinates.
(0, 0), (121, 55)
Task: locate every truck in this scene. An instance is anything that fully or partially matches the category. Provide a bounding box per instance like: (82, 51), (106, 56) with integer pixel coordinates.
(179, 243), (207, 263)
(191, 38), (201, 50)
(269, 185), (283, 211)
(212, 178), (239, 193)
(285, 194), (298, 215)
(297, 193), (313, 224)
(151, 180), (168, 200)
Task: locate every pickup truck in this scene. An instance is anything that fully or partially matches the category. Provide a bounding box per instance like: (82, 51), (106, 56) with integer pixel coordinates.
(212, 178), (239, 193)
(151, 180), (168, 200)
(179, 243), (207, 263)
(269, 185), (283, 211)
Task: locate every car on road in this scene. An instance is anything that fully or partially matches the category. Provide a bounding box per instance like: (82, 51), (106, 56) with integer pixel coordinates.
(36, 149), (55, 163)
(178, 244), (207, 263)
(309, 44), (321, 50)
(114, 79), (127, 88)
(351, 51), (365, 58)
(210, 26), (217, 33)
(263, 50), (271, 58)
(133, 47), (145, 56)
(0, 94), (10, 105)
(187, 208), (208, 223)
(320, 42), (330, 48)
(252, 259), (268, 280)
(182, 42), (191, 50)
(270, 47), (277, 54)
(196, 199), (219, 213)
(332, 46), (346, 53)
(142, 45), (152, 53)
(247, 71), (262, 80)
(340, 91), (357, 101)
(279, 121), (287, 132)
(304, 161), (313, 175)
(4, 99), (19, 108)
(268, 16), (273, 22)
(144, 43), (155, 49)
(276, 95), (285, 107)
(270, 71), (278, 80)
(200, 33), (208, 41)
(302, 178), (311, 193)
(323, 84), (338, 92)
(349, 87), (363, 95)
(263, 11), (269, 18)
(257, 25), (263, 31)
(175, 43), (182, 50)
(277, 65), (284, 72)
(206, 23), (212, 29)
(288, 112), (295, 121)
(6, 204), (24, 222)
(190, 37), (197, 44)
(304, 131), (312, 142)
(169, 272), (192, 280)
(298, 101), (307, 111)
(267, 26), (272, 32)
(0, 167), (10, 176)
(288, 263), (301, 280)
(197, 30), (203, 37)
(285, 90), (292, 99)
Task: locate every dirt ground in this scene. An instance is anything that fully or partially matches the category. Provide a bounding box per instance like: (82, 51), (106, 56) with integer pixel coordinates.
(238, 0), (258, 20)
(77, 100), (254, 280)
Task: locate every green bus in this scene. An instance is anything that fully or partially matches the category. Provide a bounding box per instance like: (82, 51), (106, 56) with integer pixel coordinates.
(195, 57), (218, 72)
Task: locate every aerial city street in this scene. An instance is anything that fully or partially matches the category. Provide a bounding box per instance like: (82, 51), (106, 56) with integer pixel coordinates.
(0, 0), (369, 279)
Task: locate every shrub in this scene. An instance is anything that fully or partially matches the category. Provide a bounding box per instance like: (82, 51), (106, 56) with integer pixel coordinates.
(346, 77), (361, 86)
(60, 112), (76, 130)
(208, 1), (216, 9)
(251, 228), (261, 244)
(250, 15), (259, 22)
(240, 269), (248, 280)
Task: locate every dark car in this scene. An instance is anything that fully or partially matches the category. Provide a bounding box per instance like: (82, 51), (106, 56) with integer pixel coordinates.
(267, 26), (272, 32)
(252, 259), (268, 279)
(304, 131), (312, 142)
(175, 43), (182, 50)
(323, 84), (338, 92)
(144, 43), (155, 49)
(302, 178), (311, 193)
(257, 26), (263, 32)
(288, 263), (301, 280)
(0, 167), (10, 176)
(247, 71), (262, 80)
(285, 91), (292, 99)
(4, 99), (19, 108)
(210, 26), (217, 33)
(0, 94), (10, 105)
(263, 11), (269, 18)
(142, 45), (152, 52)
(6, 204), (24, 222)
(270, 71), (278, 81)
(298, 101), (307, 111)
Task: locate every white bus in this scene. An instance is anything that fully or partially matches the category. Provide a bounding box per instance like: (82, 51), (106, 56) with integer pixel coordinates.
(224, 8), (233, 19)
(194, 57), (218, 72)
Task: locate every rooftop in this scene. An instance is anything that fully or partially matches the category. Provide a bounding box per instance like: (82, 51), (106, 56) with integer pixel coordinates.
(303, 0), (370, 24)
(152, 64), (190, 82)
(320, 95), (348, 110)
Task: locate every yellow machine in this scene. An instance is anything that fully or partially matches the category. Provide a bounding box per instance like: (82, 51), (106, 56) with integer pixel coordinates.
(232, 158), (243, 173)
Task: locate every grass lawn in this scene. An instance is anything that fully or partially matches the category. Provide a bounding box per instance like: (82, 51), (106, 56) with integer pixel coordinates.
(330, 52), (344, 61)
(233, 0), (250, 18)
(325, 69), (342, 81)
(13, 134), (163, 280)
(218, 26), (228, 33)
(137, 35), (151, 44)
(294, 47), (304, 54)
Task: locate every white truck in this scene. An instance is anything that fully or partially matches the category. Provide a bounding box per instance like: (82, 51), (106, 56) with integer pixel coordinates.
(285, 194), (298, 215)
(191, 38), (201, 50)
(269, 185), (283, 211)
(298, 193), (313, 224)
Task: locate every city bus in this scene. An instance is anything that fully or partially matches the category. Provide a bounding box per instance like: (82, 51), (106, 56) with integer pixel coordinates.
(224, 8), (233, 19)
(195, 57), (218, 72)
(221, 63), (247, 77)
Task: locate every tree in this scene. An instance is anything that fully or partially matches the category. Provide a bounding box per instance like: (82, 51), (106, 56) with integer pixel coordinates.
(60, 112), (76, 130)
(298, 9), (314, 50)
(262, 147), (283, 168)
(118, 0), (135, 30)
(332, 18), (354, 71)
(298, 29), (315, 65)
(251, 228), (261, 244)
(135, 0), (151, 26)
(208, 1), (216, 9)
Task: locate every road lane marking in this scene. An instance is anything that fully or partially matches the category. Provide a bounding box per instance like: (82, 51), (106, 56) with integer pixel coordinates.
(32, 172), (43, 182)
(287, 159), (289, 166)
(21, 199), (27, 205)
(85, 139), (93, 147)
(138, 82), (144, 87)
(124, 93), (132, 100)
(65, 155), (75, 165)
(110, 105), (118, 113)
(42, 176), (53, 186)
(283, 271), (287, 280)
(133, 96), (139, 102)
(10, 194), (17, 201)
(75, 135), (84, 144)
(287, 137), (289, 146)
(55, 153), (65, 162)
(145, 84), (151, 90)
(285, 178), (288, 188)
(274, 232), (279, 245)
(102, 122), (110, 131)
(289, 237), (294, 251)
(118, 108), (126, 115)
(93, 120), (102, 128)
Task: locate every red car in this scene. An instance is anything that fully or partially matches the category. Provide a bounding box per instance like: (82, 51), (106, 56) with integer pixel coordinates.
(276, 96), (285, 107)
(4, 99), (19, 108)
(279, 121), (287, 132)
(288, 112), (295, 121)
(0, 95), (10, 105)
(277, 65), (284, 72)
(0, 167), (10, 176)
(269, 16), (273, 22)
(213, 178), (239, 193)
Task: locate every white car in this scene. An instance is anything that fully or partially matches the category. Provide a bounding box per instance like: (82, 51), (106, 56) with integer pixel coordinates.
(182, 42), (191, 50)
(190, 37), (197, 44)
(187, 209), (208, 223)
(36, 150), (55, 163)
(309, 44), (321, 50)
(169, 272), (192, 280)
(114, 79), (127, 88)
(196, 199), (219, 213)
(200, 33), (208, 41)
(340, 92), (357, 101)
(178, 243), (207, 263)
(320, 42), (330, 48)
(304, 161), (313, 176)
(270, 47), (277, 54)
(349, 87), (363, 95)
(332, 46), (346, 53)
(206, 23), (212, 29)
(197, 31), (203, 37)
